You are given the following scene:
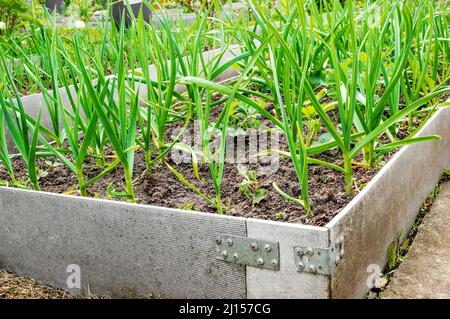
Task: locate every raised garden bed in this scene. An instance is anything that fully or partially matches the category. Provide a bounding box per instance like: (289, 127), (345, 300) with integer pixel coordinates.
(151, 2), (248, 26)
(3, 44), (241, 151)
(1, 0), (449, 299)
(0, 106), (449, 298)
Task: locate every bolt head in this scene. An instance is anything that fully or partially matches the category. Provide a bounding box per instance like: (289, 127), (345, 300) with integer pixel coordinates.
(306, 247), (314, 256)
(296, 248), (303, 256)
(232, 253), (239, 261)
(227, 238), (233, 246)
(297, 261), (305, 271)
(271, 259), (278, 267)
(256, 257), (265, 266)
(250, 242), (258, 252)
(216, 237), (223, 245)
(308, 264), (316, 273)
(221, 250), (228, 259)
(264, 244), (272, 253)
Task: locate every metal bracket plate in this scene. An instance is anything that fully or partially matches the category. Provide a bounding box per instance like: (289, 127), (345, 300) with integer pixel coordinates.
(293, 235), (344, 275)
(215, 234), (280, 271)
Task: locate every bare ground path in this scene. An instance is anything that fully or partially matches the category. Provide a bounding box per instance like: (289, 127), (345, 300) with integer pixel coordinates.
(381, 181), (450, 298)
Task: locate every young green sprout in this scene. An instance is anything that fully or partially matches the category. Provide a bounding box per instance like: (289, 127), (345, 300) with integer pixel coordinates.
(238, 165), (268, 207)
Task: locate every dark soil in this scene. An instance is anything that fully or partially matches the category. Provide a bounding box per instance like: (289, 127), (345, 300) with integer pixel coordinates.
(2, 89), (436, 226)
(0, 127), (379, 227)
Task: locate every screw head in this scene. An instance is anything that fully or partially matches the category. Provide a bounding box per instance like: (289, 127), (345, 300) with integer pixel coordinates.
(221, 250), (228, 259)
(306, 247), (314, 256)
(335, 255), (341, 265)
(232, 253), (239, 261)
(271, 259), (278, 267)
(250, 242), (258, 252)
(297, 261), (305, 271)
(216, 237), (223, 245)
(264, 244), (272, 253)
(296, 248), (303, 256)
(308, 264), (316, 273)
(256, 257), (265, 266)
(227, 238), (233, 246)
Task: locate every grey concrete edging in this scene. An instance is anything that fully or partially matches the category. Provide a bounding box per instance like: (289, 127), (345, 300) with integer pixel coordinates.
(0, 187), (248, 298)
(327, 106), (450, 298)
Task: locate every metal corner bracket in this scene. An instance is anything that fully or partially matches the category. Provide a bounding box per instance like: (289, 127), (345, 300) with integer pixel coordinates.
(293, 235), (344, 275)
(215, 234), (280, 271)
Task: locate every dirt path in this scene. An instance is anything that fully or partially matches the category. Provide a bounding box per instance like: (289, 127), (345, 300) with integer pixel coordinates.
(381, 181), (450, 298)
